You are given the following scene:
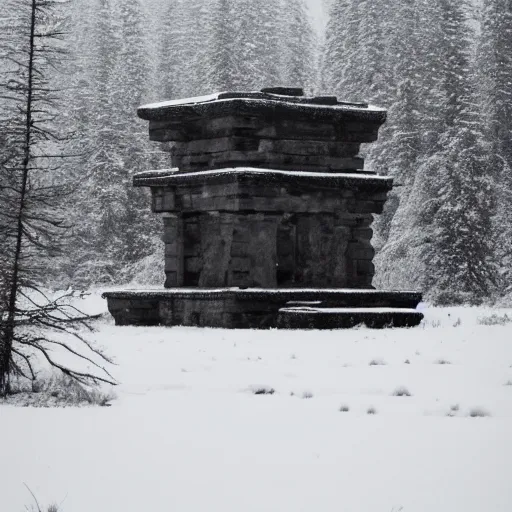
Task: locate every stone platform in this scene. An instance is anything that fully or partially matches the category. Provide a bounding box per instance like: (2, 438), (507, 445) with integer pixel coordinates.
(103, 88), (423, 330)
(102, 288), (423, 329)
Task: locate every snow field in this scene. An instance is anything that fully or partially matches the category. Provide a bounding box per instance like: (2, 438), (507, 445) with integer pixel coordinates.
(2, 298), (512, 512)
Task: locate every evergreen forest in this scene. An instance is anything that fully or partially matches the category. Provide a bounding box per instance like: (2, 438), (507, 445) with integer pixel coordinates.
(1, 0), (511, 305)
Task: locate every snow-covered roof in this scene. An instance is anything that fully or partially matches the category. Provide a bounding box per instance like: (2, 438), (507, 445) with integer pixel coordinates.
(141, 93), (221, 110)
(133, 167), (393, 189)
(138, 89), (387, 123)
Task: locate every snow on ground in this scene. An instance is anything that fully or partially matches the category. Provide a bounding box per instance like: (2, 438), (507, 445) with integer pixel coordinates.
(2, 293), (512, 512)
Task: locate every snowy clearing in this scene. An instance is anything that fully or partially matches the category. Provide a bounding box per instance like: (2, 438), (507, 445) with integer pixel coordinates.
(2, 296), (512, 512)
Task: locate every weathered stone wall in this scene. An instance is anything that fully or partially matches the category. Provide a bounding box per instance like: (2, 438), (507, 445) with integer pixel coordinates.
(136, 90), (391, 293)
(149, 106), (380, 173)
(154, 178), (387, 290)
(104, 289), (423, 329)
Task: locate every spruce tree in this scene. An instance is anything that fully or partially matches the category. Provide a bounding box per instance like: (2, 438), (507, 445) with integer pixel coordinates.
(479, 0), (512, 297)
(406, 0), (498, 302)
(159, 0), (212, 98)
(280, 0), (317, 92)
(204, 0), (240, 92)
(207, 0), (285, 91)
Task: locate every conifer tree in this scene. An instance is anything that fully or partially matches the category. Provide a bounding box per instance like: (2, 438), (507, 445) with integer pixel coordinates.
(479, 0), (512, 296)
(321, 0), (363, 99)
(204, 0), (238, 91)
(159, 0), (212, 98)
(207, 0), (285, 91)
(281, 0), (317, 92)
(400, 0), (498, 302)
(0, 0), (114, 395)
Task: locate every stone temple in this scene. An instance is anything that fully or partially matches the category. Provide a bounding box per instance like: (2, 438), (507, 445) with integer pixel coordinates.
(103, 87), (423, 329)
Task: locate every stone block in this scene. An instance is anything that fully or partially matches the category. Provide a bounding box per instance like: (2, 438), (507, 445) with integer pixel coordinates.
(230, 257), (251, 272)
(149, 127), (188, 142)
(164, 272), (178, 288)
(258, 139), (360, 157)
(230, 271), (251, 287)
(165, 257), (179, 272)
(177, 137), (262, 155)
(231, 241), (249, 257)
(347, 243), (375, 260)
(162, 226), (178, 243)
(165, 242), (178, 257)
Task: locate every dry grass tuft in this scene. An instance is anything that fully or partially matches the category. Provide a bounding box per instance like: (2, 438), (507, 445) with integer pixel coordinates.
(369, 358), (387, 366)
(252, 387), (275, 395)
(468, 407), (491, 418)
(3, 374), (115, 408)
(477, 314), (511, 326)
(392, 386), (412, 397)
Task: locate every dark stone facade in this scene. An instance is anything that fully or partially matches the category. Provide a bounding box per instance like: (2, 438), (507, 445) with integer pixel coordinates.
(103, 88), (423, 328)
(104, 289), (423, 329)
(136, 169), (391, 290)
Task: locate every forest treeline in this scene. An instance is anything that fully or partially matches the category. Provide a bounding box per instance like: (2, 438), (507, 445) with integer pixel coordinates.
(1, 0), (511, 305)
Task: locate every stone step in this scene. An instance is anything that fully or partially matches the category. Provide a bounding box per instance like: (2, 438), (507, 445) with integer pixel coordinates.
(277, 306), (423, 329)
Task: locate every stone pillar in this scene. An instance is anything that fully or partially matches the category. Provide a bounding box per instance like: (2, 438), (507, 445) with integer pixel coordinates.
(163, 213), (184, 288)
(347, 216), (375, 288)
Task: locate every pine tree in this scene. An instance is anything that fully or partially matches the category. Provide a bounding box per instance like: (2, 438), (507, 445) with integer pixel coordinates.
(159, 0), (212, 98)
(280, 0), (317, 92)
(0, 0), (114, 395)
(63, 0), (161, 285)
(110, 0), (157, 268)
(322, 0), (424, 262)
(480, 0), (512, 168)
(205, 0), (235, 90)
(207, 0), (285, 91)
(321, 0), (363, 99)
(405, 0), (498, 302)
(479, 0), (512, 297)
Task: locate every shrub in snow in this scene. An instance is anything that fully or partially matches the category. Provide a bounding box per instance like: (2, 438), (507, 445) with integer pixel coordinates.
(504, 381), (512, 386)
(468, 407), (491, 418)
(29, 504), (59, 512)
(2, 375), (115, 407)
(302, 391), (314, 399)
(369, 358), (387, 366)
(367, 407), (377, 415)
(250, 385), (275, 395)
(447, 404), (460, 417)
(435, 359), (452, 365)
(404, 359), (411, 364)
(477, 313), (511, 326)
(339, 405), (350, 412)
(392, 386), (412, 397)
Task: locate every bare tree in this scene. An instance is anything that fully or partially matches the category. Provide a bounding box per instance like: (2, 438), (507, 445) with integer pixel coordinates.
(0, 0), (115, 396)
